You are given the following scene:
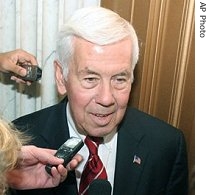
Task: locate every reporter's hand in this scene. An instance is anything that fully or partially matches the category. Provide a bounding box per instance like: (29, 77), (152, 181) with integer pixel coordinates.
(0, 49), (38, 85)
(6, 145), (83, 190)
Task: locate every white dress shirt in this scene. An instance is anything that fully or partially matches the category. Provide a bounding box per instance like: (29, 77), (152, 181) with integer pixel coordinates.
(66, 103), (117, 194)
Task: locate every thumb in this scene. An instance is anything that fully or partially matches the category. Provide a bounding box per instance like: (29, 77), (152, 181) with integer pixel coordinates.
(12, 65), (27, 76)
(34, 148), (64, 165)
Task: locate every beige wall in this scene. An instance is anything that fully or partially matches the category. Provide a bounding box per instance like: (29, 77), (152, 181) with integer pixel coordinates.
(101, 0), (195, 194)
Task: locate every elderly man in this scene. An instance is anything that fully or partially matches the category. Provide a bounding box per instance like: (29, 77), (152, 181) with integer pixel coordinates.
(11, 7), (188, 195)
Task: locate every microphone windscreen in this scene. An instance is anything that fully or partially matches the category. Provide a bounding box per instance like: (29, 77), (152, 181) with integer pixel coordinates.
(88, 179), (112, 195)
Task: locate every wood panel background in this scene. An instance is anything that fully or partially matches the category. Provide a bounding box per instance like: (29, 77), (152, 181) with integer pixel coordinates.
(101, 0), (195, 194)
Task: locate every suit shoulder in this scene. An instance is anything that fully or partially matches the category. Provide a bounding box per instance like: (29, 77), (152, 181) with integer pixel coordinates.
(119, 108), (187, 154)
(123, 107), (183, 136)
(14, 103), (60, 121)
(12, 99), (67, 130)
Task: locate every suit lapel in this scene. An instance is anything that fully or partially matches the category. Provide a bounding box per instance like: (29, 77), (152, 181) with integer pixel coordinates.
(41, 98), (70, 149)
(113, 113), (150, 194)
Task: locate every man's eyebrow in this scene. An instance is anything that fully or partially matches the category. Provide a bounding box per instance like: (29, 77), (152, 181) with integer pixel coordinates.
(78, 68), (131, 77)
(113, 70), (131, 77)
(78, 68), (99, 75)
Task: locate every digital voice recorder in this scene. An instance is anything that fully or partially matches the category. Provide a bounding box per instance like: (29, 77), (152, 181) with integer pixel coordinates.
(45, 137), (84, 175)
(18, 64), (42, 81)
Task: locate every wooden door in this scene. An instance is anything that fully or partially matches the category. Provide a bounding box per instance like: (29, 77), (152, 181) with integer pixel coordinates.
(101, 0), (195, 194)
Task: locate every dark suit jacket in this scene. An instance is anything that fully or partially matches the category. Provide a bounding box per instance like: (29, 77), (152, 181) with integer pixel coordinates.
(11, 98), (188, 195)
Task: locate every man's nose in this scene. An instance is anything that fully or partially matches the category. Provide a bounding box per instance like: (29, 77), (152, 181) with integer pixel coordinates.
(95, 82), (115, 107)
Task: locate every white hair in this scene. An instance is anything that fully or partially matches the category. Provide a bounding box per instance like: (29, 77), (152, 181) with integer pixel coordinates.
(56, 6), (139, 79)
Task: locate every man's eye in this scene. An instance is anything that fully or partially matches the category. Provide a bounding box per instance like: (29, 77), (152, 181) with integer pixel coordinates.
(84, 77), (98, 82)
(81, 77), (99, 88)
(114, 76), (128, 84)
(116, 77), (127, 83)
(112, 76), (131, 90)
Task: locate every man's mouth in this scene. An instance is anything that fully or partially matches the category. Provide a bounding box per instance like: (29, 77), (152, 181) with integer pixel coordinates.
(93, 113), (111, 117)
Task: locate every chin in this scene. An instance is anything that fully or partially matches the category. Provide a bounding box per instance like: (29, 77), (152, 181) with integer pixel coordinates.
(89, 128), (114, 137)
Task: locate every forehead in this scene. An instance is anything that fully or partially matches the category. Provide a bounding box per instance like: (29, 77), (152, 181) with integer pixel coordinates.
(74, 37), (132, 53)
(72, 37), (132, 70)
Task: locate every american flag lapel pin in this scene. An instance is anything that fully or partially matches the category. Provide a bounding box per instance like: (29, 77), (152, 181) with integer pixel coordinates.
(133, 155), (141, 165)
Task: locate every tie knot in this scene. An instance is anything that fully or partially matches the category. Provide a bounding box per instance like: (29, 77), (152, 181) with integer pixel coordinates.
(85, 136), (103, 155)
(89, 136), (103, 144)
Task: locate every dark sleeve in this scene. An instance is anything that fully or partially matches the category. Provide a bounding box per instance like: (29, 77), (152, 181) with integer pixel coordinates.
(165, 131), (188, 195)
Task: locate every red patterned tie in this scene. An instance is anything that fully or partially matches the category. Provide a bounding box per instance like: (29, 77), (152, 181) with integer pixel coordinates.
(79, 136), (107, 195)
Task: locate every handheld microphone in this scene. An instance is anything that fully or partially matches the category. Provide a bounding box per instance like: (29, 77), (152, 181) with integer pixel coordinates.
(88, 179), (112, 195)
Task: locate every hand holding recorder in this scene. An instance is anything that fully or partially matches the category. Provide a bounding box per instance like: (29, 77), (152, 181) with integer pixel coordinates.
(6, 145), (83, 190)
(0, 49), (42, 85)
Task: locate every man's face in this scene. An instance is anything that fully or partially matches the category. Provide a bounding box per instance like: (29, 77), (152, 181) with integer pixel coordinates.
(56, 37), (133, 137)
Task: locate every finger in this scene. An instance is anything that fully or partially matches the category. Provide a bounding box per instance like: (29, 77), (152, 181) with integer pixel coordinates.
(57, 165), (67, 182)
(66, 154), (83, 171)
(20, 146), (64, 165)
(40, 148), (58, 155)
(10, 76), (28, 84)
(16, 49), (38, 65)
(57, 164), (68, 176)
(50, 166), (59, 176)
(74, 154), (83, 162)
(32, 147), (64, 165)
(11, 64), (27, 76)
(50, 166), (62, 186)
(51, 165), (67, 184)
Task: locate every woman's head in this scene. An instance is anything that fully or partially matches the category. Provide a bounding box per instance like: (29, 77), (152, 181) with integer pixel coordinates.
(0, 119), (26, 194)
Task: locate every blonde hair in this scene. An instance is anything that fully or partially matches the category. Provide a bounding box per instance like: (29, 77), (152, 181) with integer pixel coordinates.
(0, 119), (27, 195)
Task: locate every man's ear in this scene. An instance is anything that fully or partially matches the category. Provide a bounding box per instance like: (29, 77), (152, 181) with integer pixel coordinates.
(54, 61), (67, 95)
